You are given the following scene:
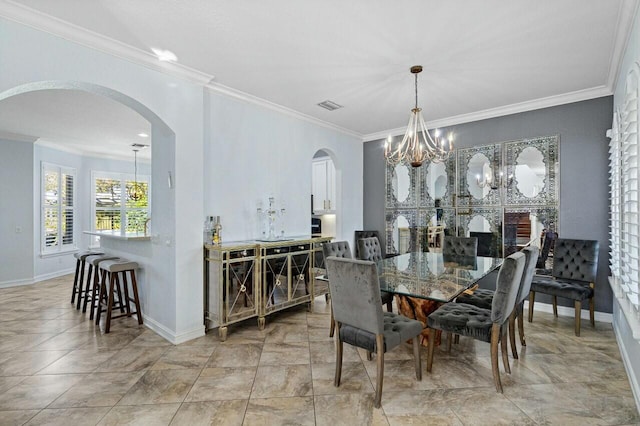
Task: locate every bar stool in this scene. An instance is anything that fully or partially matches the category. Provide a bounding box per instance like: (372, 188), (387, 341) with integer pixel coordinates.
(96, 260), (143, 333)
(71, 250), (103, 309)
(83, 254), (120, 319)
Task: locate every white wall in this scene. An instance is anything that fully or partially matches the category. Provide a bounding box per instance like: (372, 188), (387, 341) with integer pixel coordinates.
(0, 139), (33, 286)
(612, 3), (640, 411)
(204, 90), (363, 243)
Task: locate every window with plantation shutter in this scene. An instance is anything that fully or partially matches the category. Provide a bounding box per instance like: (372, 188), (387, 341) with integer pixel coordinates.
(41, 162), (76, 254)
(609, 62), (640, 335)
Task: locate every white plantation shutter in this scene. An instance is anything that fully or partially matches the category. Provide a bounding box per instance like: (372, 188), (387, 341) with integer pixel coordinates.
(42, 163), (76, 254)
(610, 62), (640, 321)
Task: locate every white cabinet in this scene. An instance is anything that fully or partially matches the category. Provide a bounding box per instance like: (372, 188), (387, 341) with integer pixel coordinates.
(312, 157), (335, 213)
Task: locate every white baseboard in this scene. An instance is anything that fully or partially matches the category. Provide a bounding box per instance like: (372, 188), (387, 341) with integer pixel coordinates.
(0, 277), (34, 289)
(142, 314), (205, 345)
(613, 323), (640, 413)
(525, 300), (613, 323)
(34, 269), (75, 283)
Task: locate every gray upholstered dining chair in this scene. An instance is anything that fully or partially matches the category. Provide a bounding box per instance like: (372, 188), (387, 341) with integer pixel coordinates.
(325, 257), (423, 408)
(455, 246), (539, 358)
(442, 236), (478, 257)
(322, 241), (353, 338)
(426, 251), (526, 393)
(528, 238), (599, 336)
(355, 230), (385, 258)
(356, 236), (394, 312)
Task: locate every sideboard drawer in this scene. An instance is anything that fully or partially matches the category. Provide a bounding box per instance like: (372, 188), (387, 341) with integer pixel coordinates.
(265, 246), (290, 256)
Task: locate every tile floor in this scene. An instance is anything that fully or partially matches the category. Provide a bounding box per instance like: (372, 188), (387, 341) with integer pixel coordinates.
(0, 275), (639, 425)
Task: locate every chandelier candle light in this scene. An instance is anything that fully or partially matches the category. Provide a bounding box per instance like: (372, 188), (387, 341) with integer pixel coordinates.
(384, 65), (454, 167)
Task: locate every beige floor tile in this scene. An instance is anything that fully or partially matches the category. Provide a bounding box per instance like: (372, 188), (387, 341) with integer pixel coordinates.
(128, 331), (174, 348)
(264, 322), (309, 343)
(556, 381), (640, 425)
(251, 364), (312, 398)
(259, 341), (310, 365)
(185, 367), (256, 402)
(117, 368), (200, 405)
(447, 388), (536, 425)
(170, 400), (247, 425)
(0, 350), (69, 376)
(37, 349), (119, 374)
(244, 396), (315, 426)
(206, 343), (262, 368)
(314, 393), (389, 426)
(50, 371), (145, 408)
(151, 346), (215, 370)
(24, 407), (111, 426)
(97, 403), (181, 426)
(309, 340), (361, 364)
(0, 333), (57, 352)
(0, 409), (40, 426)
(0, 374), (84, 410)
(31, 331), (99, 351)
(95, 346), (168, 372)
(0, 376), (26, 394)
(312, 362), (374, 395)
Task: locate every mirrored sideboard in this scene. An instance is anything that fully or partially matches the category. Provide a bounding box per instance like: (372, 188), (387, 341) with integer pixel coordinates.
(385, 135), (559, 257)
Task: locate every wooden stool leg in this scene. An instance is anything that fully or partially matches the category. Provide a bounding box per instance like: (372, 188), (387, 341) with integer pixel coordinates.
(89, 266), (100, 320)
(95, 269), (107, 325)
(81, 264), (94, 313)
(129, 270), (143, 325)
(105, 273), (116, 333)
(76, 260), (86, 310)
(115, 276), (125, 313)
(71, 259), (81, 304)
(122, 272), (131, 316)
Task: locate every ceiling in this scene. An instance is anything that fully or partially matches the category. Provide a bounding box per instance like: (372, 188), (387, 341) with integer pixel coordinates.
(0, 0), (637, 149)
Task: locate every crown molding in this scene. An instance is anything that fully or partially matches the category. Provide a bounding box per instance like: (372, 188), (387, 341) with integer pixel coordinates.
(0, 0), (213, 85)
(0, 130), (38, 143)
(606, 0), (640, 91)
(206, 81), (362, 139)
(362, 85), (613, 142)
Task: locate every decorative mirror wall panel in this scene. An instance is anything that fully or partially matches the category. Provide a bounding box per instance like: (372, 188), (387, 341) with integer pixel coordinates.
(386, 161), (418, 208)
(504, 136), (559, 206)
(457, 144), (502, 207)
(419, 155), (456, 208)
(385, 209), (418, 255)
(384, 135), (559, 258)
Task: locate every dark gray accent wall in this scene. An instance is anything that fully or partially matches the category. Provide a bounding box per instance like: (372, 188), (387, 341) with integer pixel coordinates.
(364, 96), (613, 313)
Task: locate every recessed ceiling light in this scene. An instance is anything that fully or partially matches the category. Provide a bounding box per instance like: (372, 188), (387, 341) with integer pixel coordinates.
(151, 48), (178, 62)
(138, 132), (149, 138)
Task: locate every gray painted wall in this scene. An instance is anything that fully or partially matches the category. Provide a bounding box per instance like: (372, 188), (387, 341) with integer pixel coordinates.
(364, 96), (613, 313)
(0, 139), (34, 285)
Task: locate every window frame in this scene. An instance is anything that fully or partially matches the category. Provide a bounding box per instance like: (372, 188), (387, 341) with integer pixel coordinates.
(41, 162), (77, 256)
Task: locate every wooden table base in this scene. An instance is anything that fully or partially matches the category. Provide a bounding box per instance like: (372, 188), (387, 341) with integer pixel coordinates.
(396, 295), (442, 347)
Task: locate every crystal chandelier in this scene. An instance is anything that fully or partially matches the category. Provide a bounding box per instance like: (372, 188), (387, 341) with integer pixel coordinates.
(384, 66), (454, 167)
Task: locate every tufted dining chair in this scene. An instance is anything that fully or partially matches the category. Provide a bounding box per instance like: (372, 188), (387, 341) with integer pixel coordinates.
(356, 236), (394, 313)
(528, 238), (599, 336)
(326, 257), (423, 408)
(322, 241), (353, 338)
(426, 251), (526, 393)
(355, 230), (386, 258)
(455, 246), (539, 358)
(442, 236), (478, 257)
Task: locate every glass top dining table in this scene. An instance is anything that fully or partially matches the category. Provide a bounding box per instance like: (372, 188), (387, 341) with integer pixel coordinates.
(377, 252), (503, 303)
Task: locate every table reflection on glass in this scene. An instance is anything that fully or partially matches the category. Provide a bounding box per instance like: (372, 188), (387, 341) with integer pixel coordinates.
(377, 252), (503, 346)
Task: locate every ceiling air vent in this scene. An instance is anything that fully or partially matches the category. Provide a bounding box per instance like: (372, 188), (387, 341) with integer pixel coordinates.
(131, 143), (149, 149)
(317, 100), (343, 111)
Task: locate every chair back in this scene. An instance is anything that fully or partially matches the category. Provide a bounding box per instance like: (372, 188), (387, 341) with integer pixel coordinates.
(536, 231), (558, 268)
(357, 237), (383, 262)
(355, 230), (384, 258)
(551, 239), (599, 283)
(443, 236), (478, 257)
(325, 257), (384, 335)
(491, 251), (526, 325)
(322, 241), (352, 260)
(515, 246), (539, 305)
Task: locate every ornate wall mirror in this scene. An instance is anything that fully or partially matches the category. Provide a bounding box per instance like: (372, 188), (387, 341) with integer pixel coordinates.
(386, 161), (417, 208)
(457, 144), (501, 207)
(503, 207), (557, 256)
(504, 135), (559, 206)
(419, 156), (455, 208)
(385, 209), (416, 255)
(458, 208), (502, 257)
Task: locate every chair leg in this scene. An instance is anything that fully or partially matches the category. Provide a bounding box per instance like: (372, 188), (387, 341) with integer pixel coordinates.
(386, 300), (393, 313)
(329, 306), (335, 338)
(413, 337), (422, 381)
(427, 328), (435, 373)
(454, 334), (460, 344)
(334, 323), (342, 387)
(589, 291), (595, 327)
(89, 266), (100, 320)
(552, 296), (558, 317)
(490, 324), (503, 393)
(367, 351), (373, 361)
(76, 260), (86, 310)
(508, 311), (518, 359)
(518, 302), (526, 346)
(71, 259), (80, 304)
(446, 332), (452, 353)
(374, 334), (384, 409)
(528, 291), (535, 322)
(105, 272), (116, 334)
(574, 300), (581, 337)
(81, 264), (94, 313)
(501, 326), (511, 374)
(129, 270), (143, 325)
(95, 269), (107, 325)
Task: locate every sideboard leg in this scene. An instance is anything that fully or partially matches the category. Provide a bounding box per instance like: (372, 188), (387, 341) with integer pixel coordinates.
(218, 326), (228, 342)
(258, 316), (266, 330)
